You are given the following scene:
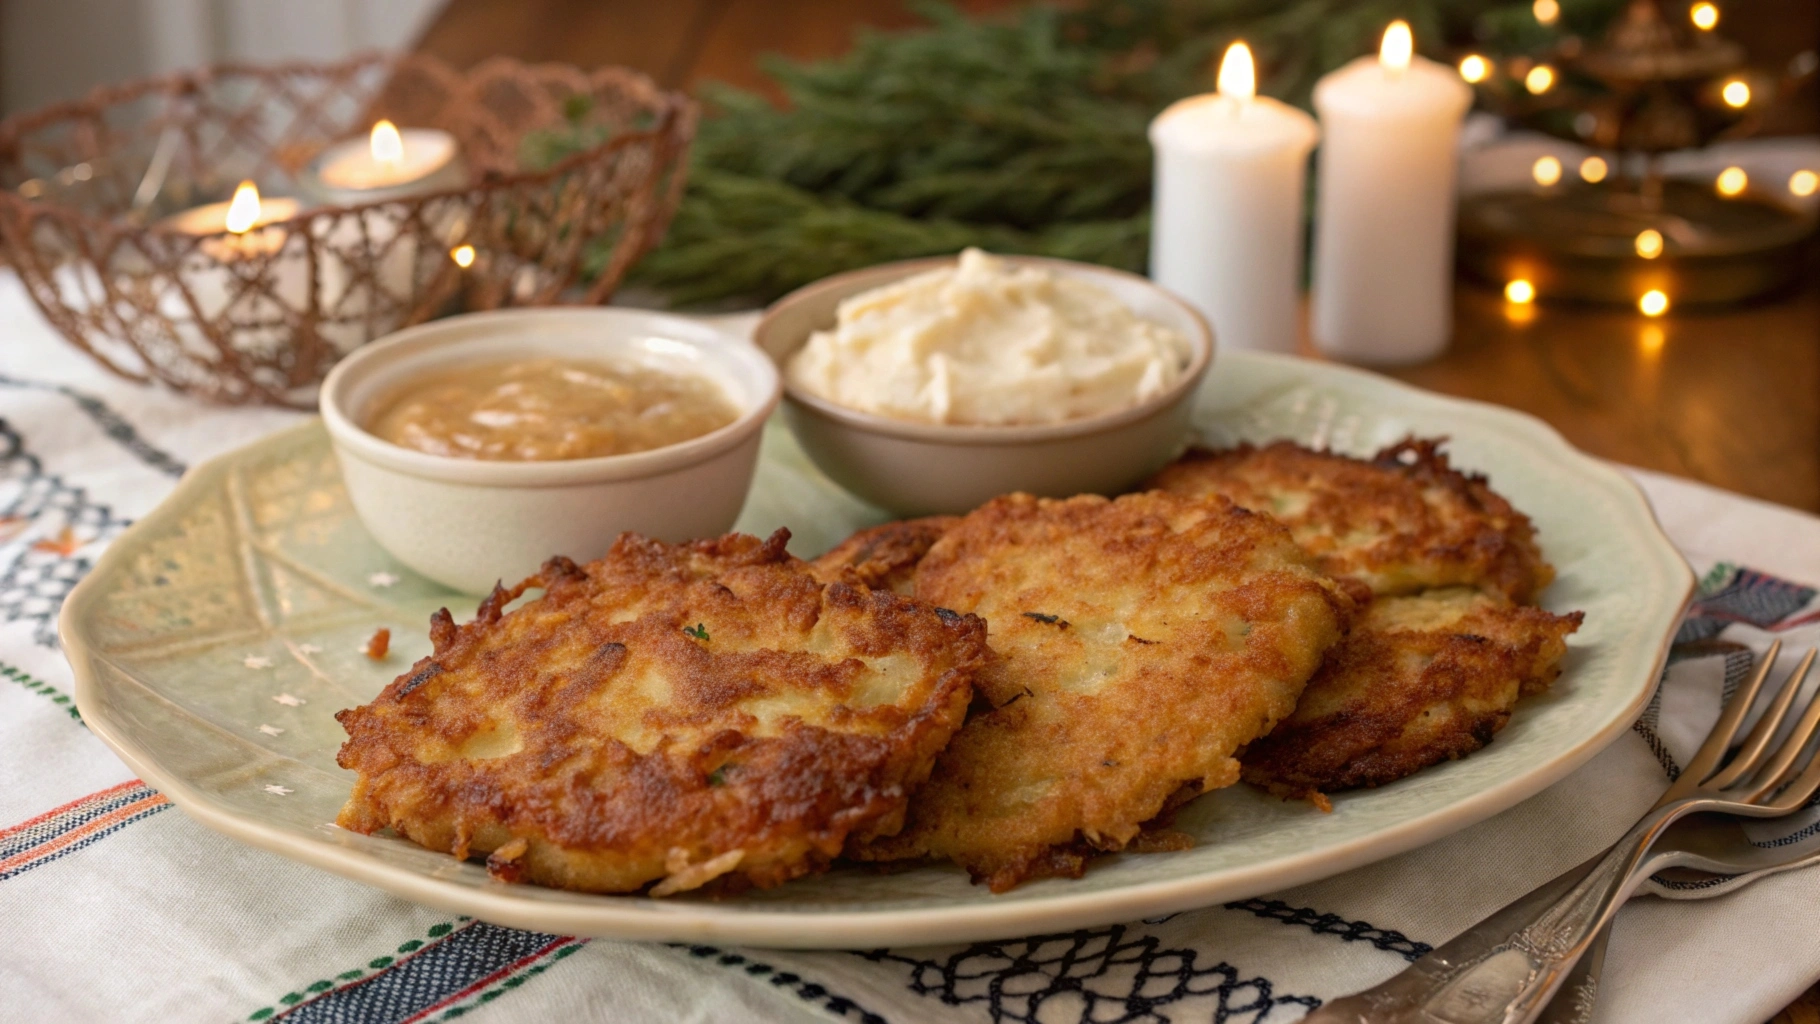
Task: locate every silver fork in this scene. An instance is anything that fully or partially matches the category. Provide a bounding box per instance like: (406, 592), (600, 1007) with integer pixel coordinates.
(1536, 641), (1820, 1023)
(1304, 642), (1820, 1024)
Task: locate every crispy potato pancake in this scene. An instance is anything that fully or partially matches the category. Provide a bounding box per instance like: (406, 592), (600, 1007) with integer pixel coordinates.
(809, 516), (959, 595)
(1242, 587), (1583, 798)
(335, 529), (989, 896)
(852, 491), (1354, 891)
(1147, 438), (1551, 602)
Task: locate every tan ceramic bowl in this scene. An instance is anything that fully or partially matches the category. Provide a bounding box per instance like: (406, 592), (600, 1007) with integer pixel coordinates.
(754, 255), (1215, 516)
(320, 308), (780, 594)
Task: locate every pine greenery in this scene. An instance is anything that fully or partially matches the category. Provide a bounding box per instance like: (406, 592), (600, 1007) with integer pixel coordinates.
(627, 0), (1598, 305)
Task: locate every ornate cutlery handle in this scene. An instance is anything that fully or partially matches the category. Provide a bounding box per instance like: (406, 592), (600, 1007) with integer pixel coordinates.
(1302, 805), (1689, 1024)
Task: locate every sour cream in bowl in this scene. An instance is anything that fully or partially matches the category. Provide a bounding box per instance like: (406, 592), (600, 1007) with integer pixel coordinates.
(758, 251), (1214, 516)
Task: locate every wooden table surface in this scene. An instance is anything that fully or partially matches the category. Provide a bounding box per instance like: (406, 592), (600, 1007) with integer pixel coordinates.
(417, 2), (1820, 1013)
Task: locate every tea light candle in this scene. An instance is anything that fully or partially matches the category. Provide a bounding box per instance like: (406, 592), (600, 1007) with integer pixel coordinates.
(1310, 21), (1473, 364)
(163, 179), (301, 259)
(304, 120), (465, 206)
(1149, 42), (1319, 354)
(160, 180), (316, 321)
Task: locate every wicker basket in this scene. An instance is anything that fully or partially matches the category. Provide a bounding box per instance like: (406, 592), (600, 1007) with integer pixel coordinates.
(0, 53), (696, 407)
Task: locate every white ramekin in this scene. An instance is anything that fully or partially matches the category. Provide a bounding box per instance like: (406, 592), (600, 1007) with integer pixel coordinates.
(754, 255), (1215, 516)
(320, 308), (781, 594)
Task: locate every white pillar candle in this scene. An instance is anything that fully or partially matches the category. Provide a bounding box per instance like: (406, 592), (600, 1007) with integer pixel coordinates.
(1149, 43), (1319, 354)
(1310, 21), (1472, 364)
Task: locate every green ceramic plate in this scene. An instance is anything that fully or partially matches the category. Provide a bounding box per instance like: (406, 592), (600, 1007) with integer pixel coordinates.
(64, 350), (1692, 948)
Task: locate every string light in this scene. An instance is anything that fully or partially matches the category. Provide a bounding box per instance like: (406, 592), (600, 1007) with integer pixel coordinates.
(1791, 170), (1819, 197)
(1532, 155), (1563, 187)
(1635, 229), (1664, 259)
(1505, 279), (1536, 304)
(1722, 80), (1751, 108)
(1639, 290), (1669, 317)
(1533, 0), (1560, 24)
(1526, 65), (1556, 94)
(450, 244), (476, 268)
(1459, 54), (1490, 83)
(1691, 2), (1719, 30)
(1716, 166), (1748, 197)
(1579, 156), (1609, 183)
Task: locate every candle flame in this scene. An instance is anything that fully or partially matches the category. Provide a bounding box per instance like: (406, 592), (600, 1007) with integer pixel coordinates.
(1379, 21), (1413, 74)
(224, 180), (262, 234)
(370, 119), (405, 166)
(1217, 42), (1256, 101)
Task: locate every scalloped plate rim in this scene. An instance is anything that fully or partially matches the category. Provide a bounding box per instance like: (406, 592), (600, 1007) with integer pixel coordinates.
(63, 349), (1694, 949)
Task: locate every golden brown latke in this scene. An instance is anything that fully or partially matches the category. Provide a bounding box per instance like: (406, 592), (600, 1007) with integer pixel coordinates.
(1146, 438), (1552, 603)
(851, 491), (1354, 891)
(335, 529), (989, 896)
(1241, 587), (1583, 799)
(809, 516), (959, 595)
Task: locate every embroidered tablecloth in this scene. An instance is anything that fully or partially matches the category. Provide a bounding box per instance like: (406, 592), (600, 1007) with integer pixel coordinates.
(5, 271), (1820, 1024)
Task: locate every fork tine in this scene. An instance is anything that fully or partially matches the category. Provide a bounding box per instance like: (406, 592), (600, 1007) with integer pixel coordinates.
(1767, 710), (1820, 812)
(1678, 639), (1781, 790)
(1707, 642), (1807, 790)
(1741, 649), (1820, 802)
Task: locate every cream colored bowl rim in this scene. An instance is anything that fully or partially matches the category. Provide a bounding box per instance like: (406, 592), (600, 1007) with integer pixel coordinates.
(756, 254), (1214, 445)
(320, 307), (782, 487)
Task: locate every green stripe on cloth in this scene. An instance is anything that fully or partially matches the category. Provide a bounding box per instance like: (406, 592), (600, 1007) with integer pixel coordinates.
(1, 661), (81, 722)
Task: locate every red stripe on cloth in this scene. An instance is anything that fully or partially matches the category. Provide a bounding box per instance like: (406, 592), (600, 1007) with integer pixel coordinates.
(0, 793), (168, 873)
(0, 780), (146, 842)
(394, 936), (576, 1024)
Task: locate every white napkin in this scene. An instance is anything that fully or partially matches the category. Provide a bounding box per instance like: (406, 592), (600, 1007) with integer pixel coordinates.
(2, 275), (1818, 1024)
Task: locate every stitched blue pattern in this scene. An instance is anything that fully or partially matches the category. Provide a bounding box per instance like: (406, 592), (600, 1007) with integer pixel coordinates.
(276, 922), (570, 1023)
(0, 375), (188, 478)
(0, 783), (171, 882)
(861, 924), (1319, 1023)
(679, 945), (888, 1023)
(0, 419), (130, 646)
(1223, 899), (1433, 962)
(1677, 566), (1817, 643)
(0, 783), (158, 860)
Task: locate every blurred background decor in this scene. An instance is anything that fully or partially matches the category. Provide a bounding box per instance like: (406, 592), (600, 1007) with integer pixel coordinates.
(0, 53), (694, 406)
(1456, 0), (1820, 307)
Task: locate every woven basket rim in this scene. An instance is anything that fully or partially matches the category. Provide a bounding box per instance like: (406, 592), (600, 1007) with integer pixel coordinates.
(0, 51), (698, 238)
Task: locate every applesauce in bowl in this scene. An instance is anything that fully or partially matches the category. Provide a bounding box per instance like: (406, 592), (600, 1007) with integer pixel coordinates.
(365, 357), (739, 462)
(319, 308), (781, 593)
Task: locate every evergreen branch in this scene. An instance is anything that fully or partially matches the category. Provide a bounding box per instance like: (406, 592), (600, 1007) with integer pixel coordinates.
(621, 0), (1600, 305)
